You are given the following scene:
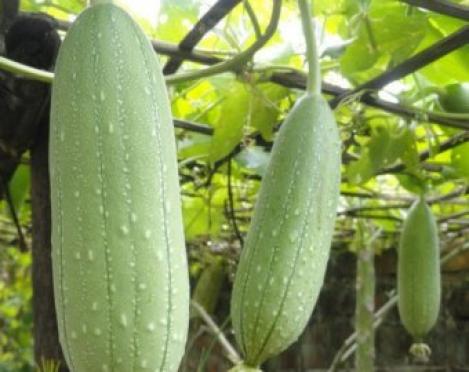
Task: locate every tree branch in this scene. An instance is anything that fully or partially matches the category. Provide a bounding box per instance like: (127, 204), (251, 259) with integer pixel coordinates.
(165, 0), (282, 85)
(270, 71), (469, 131)
(378, 131), (469, 174)
(400, 0), (469, 21)
(329, 26), (469, 108)
(163, 0), (242, 75)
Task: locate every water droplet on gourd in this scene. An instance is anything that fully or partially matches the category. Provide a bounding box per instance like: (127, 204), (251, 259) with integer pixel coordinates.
(138, 283), (147, 290)
(71, 331), (77, 339)
(131, 213), (137, 223)
(75, 252), (81, 260)
(120, 314), (128, 327)
(88, 250), (94, 261)
(120, 225), (129, 235)
(147, 322), (155, 332)
(92, 302), (98, 311)
(156, 252), (163, 262)
(144, 230), (151, 239)
(108, 124), (114, 133)
(289, 230), (299, 243)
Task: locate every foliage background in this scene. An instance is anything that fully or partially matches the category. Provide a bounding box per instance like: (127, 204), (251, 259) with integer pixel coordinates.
(0, 0), (468, 370)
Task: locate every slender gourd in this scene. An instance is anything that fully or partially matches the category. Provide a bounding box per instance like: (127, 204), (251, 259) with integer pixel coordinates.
(398, 197), (440, 358)
(230, 0), (341, 368)
(49, 2), (189, 371)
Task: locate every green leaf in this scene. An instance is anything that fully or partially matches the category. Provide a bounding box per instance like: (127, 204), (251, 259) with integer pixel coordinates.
(156, 0), (199, 43)
(3, 165), (30, 220)
(340, 0), (427, 77)
(346, 125), (419, 184)
(451, 142), (469, 180)
(250, 83), (288, 141)
(419, 16), (469, 83)
(209, 82), (250, 162)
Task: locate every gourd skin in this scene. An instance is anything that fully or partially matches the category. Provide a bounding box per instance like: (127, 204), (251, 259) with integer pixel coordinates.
(398, 199), (440, 341)
(230, 93), (341, 367)
(49, 3), (189, 371)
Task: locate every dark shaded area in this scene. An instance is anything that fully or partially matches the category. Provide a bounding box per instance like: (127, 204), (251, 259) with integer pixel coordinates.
(0, 14), (59, 198)
(31, 109), (68, 371)
(0, 13), (67, 370)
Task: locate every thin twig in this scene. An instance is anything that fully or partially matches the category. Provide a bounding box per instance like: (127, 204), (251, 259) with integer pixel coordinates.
(227, 158), (244, 246)
(190, 300), (241, 365)
(165, 0), (282, 85)
(1, 176), (28, 252)
(243, 0), (262, 38)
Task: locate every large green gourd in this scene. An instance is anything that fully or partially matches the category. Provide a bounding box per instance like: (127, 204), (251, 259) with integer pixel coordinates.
(230, 93), (341, 368)
(398, 198), (440, 350)
(49, 3), (189, 371)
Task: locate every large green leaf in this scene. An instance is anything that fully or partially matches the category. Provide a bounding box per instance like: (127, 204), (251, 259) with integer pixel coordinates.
(346, 124), (419, 184)
(340, 0), (427, 78)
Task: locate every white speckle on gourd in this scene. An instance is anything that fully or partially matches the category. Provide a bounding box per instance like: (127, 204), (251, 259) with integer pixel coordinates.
(120, 225), (129, 235)
(120, 314), (128, 327)
(147, 322), (155, 332)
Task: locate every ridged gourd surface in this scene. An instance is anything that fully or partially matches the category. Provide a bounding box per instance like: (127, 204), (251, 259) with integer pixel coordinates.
(398, 198), (440, 340)
(230, 93), (341, 367)
(49, 3), (189, 371)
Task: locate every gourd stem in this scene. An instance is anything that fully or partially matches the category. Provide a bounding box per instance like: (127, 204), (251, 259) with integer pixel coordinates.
(298, 0), (321, 95)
